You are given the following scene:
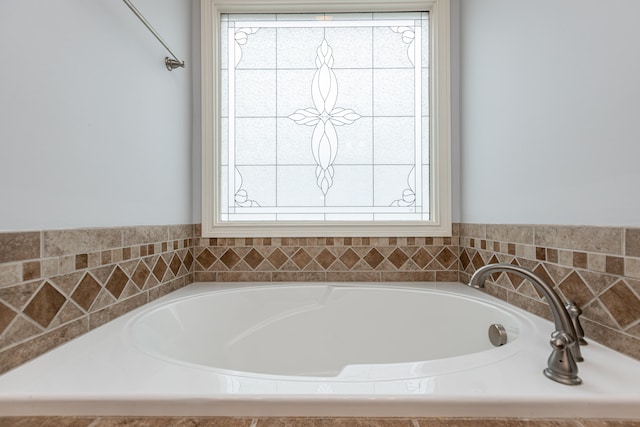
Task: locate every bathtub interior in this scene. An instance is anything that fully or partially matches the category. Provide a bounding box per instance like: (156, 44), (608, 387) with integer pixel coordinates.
(128, 285), (527, 378)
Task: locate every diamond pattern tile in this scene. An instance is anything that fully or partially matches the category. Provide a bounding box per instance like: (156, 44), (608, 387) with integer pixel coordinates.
(471, 252), (484, 270)
(387, 248), (409, 269)
(363, 249), (384, 269)
(243, 249), (265, 269)
(291, 249), (312, 269)
(196, 248), (216, 269)
(0, 301), (16, 335)
(558, 271), (594, 307)
(267, 248), (288, 269)
(582, 299), (618, 328)
(599, 280), (640, 328)
(412, 248), (433, 269)
(169, 254), (182, 276)
(436, 247), (457, 269)
(23, 282), (66, 328)
(339, 249), (360, 269)
(459, 250), (470, 270)
(152, 258), (168, 282)
(183, 250), (194, 270)
(131, 262), (151, 289)
(220, 249), (241, 269)
(0, 281), (41, 311)
(71, 273), (101, 311)
(530, 264), (554, 297)
(106, 266), (129, 299)
(315, 249), (337, 269)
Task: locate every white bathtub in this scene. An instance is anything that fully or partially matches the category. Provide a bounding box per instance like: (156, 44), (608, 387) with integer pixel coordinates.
(1, 282), (639, 418)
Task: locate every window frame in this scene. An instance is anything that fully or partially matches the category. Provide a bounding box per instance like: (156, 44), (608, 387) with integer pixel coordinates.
(201, 0), (451, 237)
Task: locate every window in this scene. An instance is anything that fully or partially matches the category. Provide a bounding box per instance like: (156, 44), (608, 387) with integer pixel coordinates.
(202, 0), (451, 237)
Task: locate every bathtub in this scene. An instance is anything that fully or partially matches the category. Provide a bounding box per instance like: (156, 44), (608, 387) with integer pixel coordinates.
(0, 282), (639, 418)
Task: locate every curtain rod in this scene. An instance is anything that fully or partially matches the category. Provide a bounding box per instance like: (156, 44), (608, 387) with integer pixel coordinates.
(123, 0), (185, 71)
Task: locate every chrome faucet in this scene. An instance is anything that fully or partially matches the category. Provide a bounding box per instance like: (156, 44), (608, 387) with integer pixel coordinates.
(469, 263), (583, 385)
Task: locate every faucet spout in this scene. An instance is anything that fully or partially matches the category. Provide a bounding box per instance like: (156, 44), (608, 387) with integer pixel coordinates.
(469, 263), (582, 385)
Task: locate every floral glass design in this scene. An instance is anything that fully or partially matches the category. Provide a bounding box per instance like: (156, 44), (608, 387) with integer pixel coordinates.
(219, 12), (429, 222)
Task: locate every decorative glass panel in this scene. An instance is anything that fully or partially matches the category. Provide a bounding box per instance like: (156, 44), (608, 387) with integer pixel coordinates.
(219, 12), (429, 222)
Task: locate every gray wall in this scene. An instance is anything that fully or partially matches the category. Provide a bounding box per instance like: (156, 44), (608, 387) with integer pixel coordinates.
(0, 0), (193, 230)
(460, 0), (640, 226)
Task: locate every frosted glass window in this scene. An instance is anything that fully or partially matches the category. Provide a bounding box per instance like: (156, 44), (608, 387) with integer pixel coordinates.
(219, 12), (429, 222)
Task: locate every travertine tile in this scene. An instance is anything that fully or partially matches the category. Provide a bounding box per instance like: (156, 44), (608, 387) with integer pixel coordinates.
(0, 263), (22, 287)
(380, 271), (436, 282)
(149, 277), (187, 301)
(578, 420), (640, 427)
(59, 255), (77, 275)
(21, 260), (40, 281)
(599, 281), (640, 328)
(582, 317), (640, 360)
(71, 274), (102, 311)
(22, 282), (66, 328)
(557, 272), (594, 307)
(573, 252), (587, 269)
(258, 419), (414, 427)
(326, 271), (381, 282)
(625, 257), (640, 280)
(459, 223), (486, 238)
(272, 272), (325, 282)
(0, 232), (40, 264)
(626, 228), (640, 258)
(557, 250), (573, 267)
(0, 317), (87, 374)
(417, 419), (580, 426)
(578, 271), (618, 296)
(486, 224), (534, 244)
(89, 293), (147, 330)
(5, 419), (636, 427)
(508, 292), (553, 322)
(88, 252), (101, 269)
(169, 224), (195, 240)
(44, 229), (122, 258)
(0, 301), (17, 335)
(582, 299), (618, 329)
(627, 323), (640, 339)
(587, 253), (606, 273)
(0, 417), (95, 427)
(0, 315), (41, 350)
(534, 225), (623, 255)
(122, 226), (168, 246)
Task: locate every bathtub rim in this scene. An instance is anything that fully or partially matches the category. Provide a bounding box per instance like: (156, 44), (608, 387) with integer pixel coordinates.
(1, 281), (640, 418)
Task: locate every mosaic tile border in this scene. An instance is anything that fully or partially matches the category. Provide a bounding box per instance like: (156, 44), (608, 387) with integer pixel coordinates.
(459, 224), (640, 360)
(0, 225), (195, 374)
(192, 227), (461, 284)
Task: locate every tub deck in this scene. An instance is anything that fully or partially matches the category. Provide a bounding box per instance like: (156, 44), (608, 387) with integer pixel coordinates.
(0, 282), (639, 418)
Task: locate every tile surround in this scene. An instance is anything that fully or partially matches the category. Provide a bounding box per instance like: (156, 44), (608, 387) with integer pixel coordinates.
(459, 224), (640, 360)
(1, 222), (639, 383)
(192, 226), (460, 284)
(0, 225), (195, 374)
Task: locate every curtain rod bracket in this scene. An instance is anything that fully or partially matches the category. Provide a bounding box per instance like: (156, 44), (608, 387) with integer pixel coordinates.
(166, 58), (185, 71)
(123, 0), (185, 71)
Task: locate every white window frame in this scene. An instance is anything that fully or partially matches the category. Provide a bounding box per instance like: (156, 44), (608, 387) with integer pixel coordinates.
(201, 0), (451, 237)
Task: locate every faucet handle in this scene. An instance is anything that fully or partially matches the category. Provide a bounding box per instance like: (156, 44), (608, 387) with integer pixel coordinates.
(544, 331), (582, 385)
(565, 300), (588, 346)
